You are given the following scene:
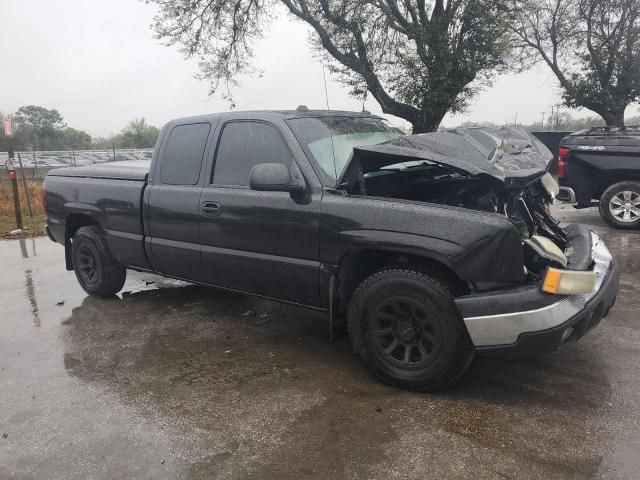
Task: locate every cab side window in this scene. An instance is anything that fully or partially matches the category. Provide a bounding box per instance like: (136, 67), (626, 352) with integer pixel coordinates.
(212, 121), (293, 186)
(160, 123), (211, 185)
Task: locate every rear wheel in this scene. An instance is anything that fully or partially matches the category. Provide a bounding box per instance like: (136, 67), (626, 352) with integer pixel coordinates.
(347, 268), (474, 391)
(599, 181), (640, 229)
(71, 225), (126, 297)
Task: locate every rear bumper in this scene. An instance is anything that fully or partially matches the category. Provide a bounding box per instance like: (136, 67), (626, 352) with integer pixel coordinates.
(458, 232), (618, 357)
(46, 219), (65, 245)
(45, 223), (56, 242)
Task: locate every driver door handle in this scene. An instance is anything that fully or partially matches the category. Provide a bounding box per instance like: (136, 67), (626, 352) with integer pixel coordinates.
(201, 201), (221, 217)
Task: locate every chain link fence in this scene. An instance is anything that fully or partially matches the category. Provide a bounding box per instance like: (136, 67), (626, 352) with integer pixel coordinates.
(1, 148), (153, 180)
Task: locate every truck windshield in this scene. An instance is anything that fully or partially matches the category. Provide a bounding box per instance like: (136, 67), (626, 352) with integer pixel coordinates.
(287, 116), (402, 182)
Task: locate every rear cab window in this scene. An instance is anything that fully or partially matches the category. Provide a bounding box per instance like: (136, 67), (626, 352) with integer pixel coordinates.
(160, 123), (211, 185)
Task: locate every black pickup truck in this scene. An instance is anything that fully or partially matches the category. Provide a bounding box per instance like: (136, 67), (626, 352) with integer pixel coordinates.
(43, 110), (619, 391)
(559, 126), (640, 228)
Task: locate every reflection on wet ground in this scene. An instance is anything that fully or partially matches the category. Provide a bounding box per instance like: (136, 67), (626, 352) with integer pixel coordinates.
(1, 207), (639, 479)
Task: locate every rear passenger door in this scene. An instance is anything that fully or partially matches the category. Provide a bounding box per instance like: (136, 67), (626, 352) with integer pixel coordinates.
(199, 120), (322, 306)
(146, 122), (212, 281)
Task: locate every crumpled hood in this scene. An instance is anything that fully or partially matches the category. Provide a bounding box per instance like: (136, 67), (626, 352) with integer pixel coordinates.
(339, 126), (553, 187)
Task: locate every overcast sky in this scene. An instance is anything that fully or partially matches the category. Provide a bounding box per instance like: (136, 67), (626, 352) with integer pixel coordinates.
(1, 0), (632, 137)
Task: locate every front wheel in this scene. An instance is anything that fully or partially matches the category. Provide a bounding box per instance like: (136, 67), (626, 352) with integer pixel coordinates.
(347, 268), (474, 391)
(71, 225), (126, 297)
(599, 181), (640, 229)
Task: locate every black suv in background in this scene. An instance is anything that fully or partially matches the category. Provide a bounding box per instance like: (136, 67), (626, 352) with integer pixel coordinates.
(559, 126), (640, 228)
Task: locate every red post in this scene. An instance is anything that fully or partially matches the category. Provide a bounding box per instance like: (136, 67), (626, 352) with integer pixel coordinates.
(4, 118), (23, 230)
(6, 158), (23, 230)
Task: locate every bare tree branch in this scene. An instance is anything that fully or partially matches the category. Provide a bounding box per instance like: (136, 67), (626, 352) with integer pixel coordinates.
(149, 0), (513, 132)
(511, 0), (640, 126)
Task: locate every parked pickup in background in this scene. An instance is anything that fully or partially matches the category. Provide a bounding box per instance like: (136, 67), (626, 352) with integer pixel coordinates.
(43, 109), (619, 391)
(559, 126), (640, 229)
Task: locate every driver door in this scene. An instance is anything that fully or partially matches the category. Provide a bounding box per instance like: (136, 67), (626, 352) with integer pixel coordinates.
(199, 120), (322, 306)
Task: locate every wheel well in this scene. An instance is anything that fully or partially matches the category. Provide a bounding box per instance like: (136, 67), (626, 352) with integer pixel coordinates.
(333, 249), (468, 316)
(64, 214), (100, 270)
(595, 175), (640, 198)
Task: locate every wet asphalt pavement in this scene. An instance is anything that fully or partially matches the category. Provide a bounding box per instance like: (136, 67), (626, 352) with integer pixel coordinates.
(1, 205), (639, 479)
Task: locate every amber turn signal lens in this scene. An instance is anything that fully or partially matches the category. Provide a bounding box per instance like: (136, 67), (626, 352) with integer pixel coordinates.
(542, 268), (562, 292)
(542, 267), (597, 295)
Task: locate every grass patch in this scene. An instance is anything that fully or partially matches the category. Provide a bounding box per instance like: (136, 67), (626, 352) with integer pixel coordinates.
(0, 213), (46, 238)
(0, 179), (46, 238)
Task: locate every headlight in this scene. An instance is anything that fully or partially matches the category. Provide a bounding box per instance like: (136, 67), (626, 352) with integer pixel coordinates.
(542, 267), (597, 295)
(524, 235), (567, 271)
(540, 172), (560, 199)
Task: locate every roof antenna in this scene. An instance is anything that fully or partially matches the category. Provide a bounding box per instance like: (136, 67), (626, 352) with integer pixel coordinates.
(322, 66), (339, 181)
(322, 65), (331, 111)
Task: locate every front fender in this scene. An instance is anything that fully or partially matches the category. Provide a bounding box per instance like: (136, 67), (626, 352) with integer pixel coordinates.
(321, 193), (524, 283)
(338, 229), (459, 269)
(337, 227), (523, 282)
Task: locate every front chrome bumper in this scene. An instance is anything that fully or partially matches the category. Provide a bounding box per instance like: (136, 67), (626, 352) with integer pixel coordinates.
(463, 232), (617, 349)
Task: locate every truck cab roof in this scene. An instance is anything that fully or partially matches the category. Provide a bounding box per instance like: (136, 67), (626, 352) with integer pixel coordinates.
(164, 109), (382, 127)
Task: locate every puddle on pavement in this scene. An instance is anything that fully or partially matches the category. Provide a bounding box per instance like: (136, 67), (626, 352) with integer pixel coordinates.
(59, 285), (401, 478)
(57, 283), (614, 479)
(1, 216), (640, 479)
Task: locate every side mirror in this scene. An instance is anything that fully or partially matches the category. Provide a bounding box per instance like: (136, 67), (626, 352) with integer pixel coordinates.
(555, 186), (576, 204)
(249, 163), (306, 193)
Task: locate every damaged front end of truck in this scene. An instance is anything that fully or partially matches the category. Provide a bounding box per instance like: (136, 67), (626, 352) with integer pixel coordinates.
(337, 126), (619, 356)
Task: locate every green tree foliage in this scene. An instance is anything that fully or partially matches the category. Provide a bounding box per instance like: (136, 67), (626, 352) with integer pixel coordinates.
(112, 118), (159, 148)
(0, 111), (36, 151)
(62, 127), (93, 150)
(2, 108), (159, 152)
(0, 105), (93, 151)
(149, 0), (514, 133)
(15, 105), (65, 131)
(14, 105), (65, 149)
(511, 0), (640, 126)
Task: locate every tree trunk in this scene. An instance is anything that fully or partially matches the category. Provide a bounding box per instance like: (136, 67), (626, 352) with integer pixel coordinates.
(602, 107), (626, 127)
(411, 110), (446, 134)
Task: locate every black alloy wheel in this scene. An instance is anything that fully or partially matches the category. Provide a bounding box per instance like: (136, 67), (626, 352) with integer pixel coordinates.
(76, 242), (101, 287)
(71, 225), (126, 297)
(369, 297), (442, 369)
(347, 267), (474, 391)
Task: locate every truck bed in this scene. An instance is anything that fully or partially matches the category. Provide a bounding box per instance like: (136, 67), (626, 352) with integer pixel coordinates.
(45, 160), (151, 271)
(560, 129), (640, 204)
(47, 160), (151, 181)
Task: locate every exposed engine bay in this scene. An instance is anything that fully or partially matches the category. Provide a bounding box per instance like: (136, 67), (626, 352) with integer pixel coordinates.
(345, 164), (567, 274)
(337, 127), (575, 280)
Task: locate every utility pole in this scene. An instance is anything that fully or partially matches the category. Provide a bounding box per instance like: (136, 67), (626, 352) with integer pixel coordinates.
(4, 117), (23, 230)
(550, 106), (555, 131)
(540, 112), (546, 130)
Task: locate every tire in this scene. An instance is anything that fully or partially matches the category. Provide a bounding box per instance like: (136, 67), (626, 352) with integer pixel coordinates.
(347, 268), (474, 392)
(599, 181), (640, 229)
(71, 225), (126, 297)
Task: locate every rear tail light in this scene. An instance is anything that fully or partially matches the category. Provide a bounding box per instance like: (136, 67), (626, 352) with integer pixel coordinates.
(557, 147), (570, 177)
